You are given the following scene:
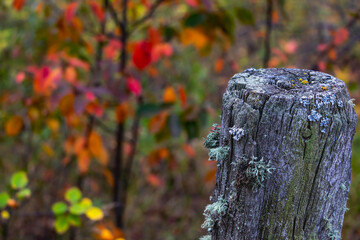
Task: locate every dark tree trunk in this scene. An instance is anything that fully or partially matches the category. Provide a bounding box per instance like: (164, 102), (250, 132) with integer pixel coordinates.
(201, 68), (357, 240)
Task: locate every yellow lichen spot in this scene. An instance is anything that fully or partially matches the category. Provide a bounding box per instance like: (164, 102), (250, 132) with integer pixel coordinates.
(302, 80), (309, 84)
(1, 210), (9, 220)
(292, 84), (295, 87)
(298, 78), (302, 81)
(321, 86), (327, 91)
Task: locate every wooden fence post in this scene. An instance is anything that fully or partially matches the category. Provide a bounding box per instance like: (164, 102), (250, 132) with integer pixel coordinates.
(201, 68), (357, 240)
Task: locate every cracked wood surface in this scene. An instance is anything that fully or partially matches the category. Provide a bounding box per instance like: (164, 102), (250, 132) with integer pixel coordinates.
(211, 68), (357, 240)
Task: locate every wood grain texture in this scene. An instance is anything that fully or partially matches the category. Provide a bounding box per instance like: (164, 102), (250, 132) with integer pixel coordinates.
(205, 68), (357, 240)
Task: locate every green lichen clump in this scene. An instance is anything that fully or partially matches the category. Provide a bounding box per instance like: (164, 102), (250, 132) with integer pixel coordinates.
(201, 198), (229, 233)
(208, 146), (230, 161)
(246, 156), (274, 189)
(324, 217), (341, 240)
(232, 155), (274, 191)
(204, 124), (220, 149)
(199, 235), (211, 240)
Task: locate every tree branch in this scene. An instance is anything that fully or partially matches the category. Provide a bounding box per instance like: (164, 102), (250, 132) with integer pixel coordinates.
(131, 0), (165, 31)
(263, 0), (273, 68)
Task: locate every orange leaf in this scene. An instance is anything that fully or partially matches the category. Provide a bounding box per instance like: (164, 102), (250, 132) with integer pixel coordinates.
(148, 112), (168, 134)
(13, 0), (25, 11)
(178, 85), (187, 108)
(328, 48), (337, 60)
(59, 93), (75, 116)
(103, 169), (114, 187)
(65, 2), (78, 23)
(180, 28), (208, 50)
(64, 66), (77, 83)
(115, 103), (128, 124)
(74, 136), (86, 155)
(148, 27), (161, 45)
(90, 1), (105, 22)
(214, 58), (224, 73)
(88, 132), (108, 165)
(272, 10), (279, 23)
(47, 118), (60, 133)
(148, 148), (169, 166)
(162, 86), (176, 103)
(204, 168), (217, 183)
(77, 149), (90, 173)
(5, 115), (23, 136)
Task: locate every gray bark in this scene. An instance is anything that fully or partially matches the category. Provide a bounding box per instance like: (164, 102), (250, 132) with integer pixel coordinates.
(203, 68), (357, 240)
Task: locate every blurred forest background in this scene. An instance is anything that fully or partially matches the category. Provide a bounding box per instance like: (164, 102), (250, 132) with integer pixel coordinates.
(0, 0), (359, 239)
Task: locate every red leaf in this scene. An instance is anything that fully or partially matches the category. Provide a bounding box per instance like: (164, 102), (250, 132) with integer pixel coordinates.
(13, 0), (25, 11)
(90, 1), (105, 22)
(132, 41), (152, 70)
(152, 43), (173, 62)
(333, 28), (349, 46)
(104, 40), (122, 59)
(65, 2), (78, 23)
(15, 72), (25, 83)
(178, 85), (187, 108)
(126, 77), (142, 96)
(185, 0), (199, 7)
(147, 174), (163, 187)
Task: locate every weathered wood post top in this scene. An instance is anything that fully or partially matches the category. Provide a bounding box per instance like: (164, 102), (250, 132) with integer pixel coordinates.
(201, 68), (357, 240)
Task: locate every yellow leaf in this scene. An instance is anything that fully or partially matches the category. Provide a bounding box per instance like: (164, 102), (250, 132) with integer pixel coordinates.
(42, 143), (55, 157)
(334, 67), (351, 84)
(1, 210), (9, 220)
(27, 107), (40, 121)
(162, 87), (176, 103)
(86, 207), (104, 221)
(180, 28), (208, 50)
(47, 118), (60, 133)
(5, 115), (23, 136)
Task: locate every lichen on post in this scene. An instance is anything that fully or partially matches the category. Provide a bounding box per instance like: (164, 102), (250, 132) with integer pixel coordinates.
(201, 68), (357, 240)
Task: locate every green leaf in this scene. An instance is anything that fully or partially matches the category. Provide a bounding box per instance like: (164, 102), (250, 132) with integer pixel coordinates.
(68, 214), (81, 227)
(184, 12), (206, 27)
(234, 7), (255, 26)
(0, 192), (10, 208)
(65, 187), (82, 204)
(52, 202), (68, 215)
(137, 103), (173, 117)
(16, 188), (31, 199)
(54, 215), (69, 234)
(11, 171), (28, 189)
(69, 197), (92, 215)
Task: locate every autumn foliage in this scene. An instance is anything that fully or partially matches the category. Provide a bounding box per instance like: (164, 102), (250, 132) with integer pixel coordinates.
(0, 0), (360, 239)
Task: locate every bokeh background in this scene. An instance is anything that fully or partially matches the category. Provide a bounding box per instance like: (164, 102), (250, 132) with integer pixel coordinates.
(0, 0), (359, 239)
